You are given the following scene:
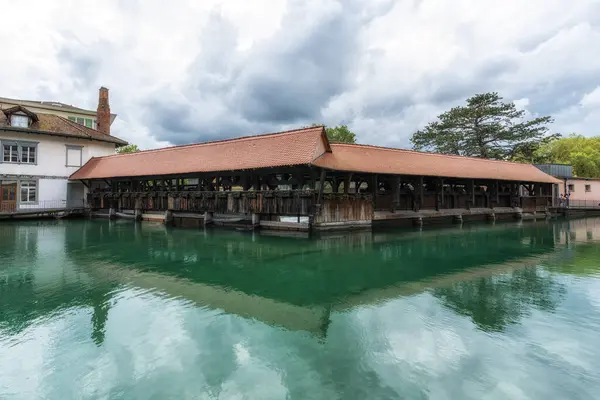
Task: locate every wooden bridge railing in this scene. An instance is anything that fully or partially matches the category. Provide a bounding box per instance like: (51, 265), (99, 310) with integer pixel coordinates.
(88, 190), (318, 216)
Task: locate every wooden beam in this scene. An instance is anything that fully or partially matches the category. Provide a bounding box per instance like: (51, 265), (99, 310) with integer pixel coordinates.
(413, 176), (424, 211)
(435, 178), (444, 211)
(391, 176), (401, 211)
(468, 179), (475, 209)
(343, 173), (352, 194)
(316, 169), (326, 206)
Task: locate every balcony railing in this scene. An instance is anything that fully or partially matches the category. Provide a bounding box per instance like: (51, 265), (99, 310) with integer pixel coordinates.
(559, 199), (600, 209)
(0, 199), (87, 214)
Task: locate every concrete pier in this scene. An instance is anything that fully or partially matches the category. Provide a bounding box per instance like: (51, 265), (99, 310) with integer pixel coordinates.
(204, 211), (214, 226)
(252, 213), (260, 229)
(164, 210), (173, 225)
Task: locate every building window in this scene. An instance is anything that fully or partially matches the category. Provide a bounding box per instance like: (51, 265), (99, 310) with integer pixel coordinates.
(93, 120), (97, 129)
(20, 145), (36, 164)
(66, 145), (83, 167)
(20, 181), (37, 203)
(10, 114), (29, 127)
(585, 184), (591, 192)
(1, 141), (38, 164)
(3, 143), (18, 163)
(568, 184), (575, 192)
(69, 116), (94, 129)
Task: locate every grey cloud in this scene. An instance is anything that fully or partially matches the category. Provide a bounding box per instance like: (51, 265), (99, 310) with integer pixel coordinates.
(518, 73), (600, 116)
(56, 35), (104, 88)
(144, 0), (394, 144)
(360, 95), (413, 119)
(232, 0), (381, 123)
(359, 56), (519, 121)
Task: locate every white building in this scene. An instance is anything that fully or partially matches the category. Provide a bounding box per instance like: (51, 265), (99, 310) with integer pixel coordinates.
(0, 88), (127, 212)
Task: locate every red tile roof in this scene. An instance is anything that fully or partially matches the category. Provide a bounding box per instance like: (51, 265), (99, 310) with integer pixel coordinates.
(70, 126), (329, 180)
(70, 127), (560, 184)
(0, 108), (127, 145)
(313, 144), (561, 183)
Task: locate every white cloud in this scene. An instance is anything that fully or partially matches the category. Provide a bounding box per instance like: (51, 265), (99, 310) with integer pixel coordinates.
(0, 0), (599, 149)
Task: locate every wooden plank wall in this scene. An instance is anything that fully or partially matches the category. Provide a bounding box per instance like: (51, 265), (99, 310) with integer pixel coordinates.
(315, 194), (374, 223)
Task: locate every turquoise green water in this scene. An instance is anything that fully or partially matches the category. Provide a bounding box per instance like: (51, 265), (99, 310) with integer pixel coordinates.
(1, 218), (600, 399)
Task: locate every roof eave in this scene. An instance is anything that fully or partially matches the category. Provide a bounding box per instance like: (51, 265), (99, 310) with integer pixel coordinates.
(69, 163), (315, 181)
(0, 126), (126, 146)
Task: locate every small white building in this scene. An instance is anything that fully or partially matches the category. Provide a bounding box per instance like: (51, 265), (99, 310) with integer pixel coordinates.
(0, 88), (127, 212)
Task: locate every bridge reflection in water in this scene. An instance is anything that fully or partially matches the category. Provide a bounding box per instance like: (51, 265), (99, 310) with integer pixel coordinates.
(2, 217), (598, 343)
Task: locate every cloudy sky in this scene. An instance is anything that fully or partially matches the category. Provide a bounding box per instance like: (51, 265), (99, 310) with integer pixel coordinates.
(1, 0), (599, 149)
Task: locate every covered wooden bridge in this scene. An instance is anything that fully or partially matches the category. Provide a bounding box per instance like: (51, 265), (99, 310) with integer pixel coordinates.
(70, 126), (562, 231)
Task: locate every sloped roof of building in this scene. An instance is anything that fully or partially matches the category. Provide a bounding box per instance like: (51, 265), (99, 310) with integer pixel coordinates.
(0, 96), (117, 123)
(70, 127), (328, 180)
(313, 143), (561, 183)
(69, 127), (560, 184)
(0, 107), (127, 146)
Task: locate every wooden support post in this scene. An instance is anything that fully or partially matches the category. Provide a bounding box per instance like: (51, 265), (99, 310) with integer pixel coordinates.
(309, 169), (317, 191)
(308, 168), (327, 231)
(371, 175), (378, 195)
(371, 174), (378, 209)
(518, 182), (523, 209)
(435, 178), (443, 211)
(494, 180), (500, 205)
(343, 173), (352, 194)
(255, 175), (261, 191)
(134, 197), (143, 221)
(414, 176), (424, 212)
(316, 169), (326, 215)
(468, 180), (475, 209)
(391, 176), (401, 211)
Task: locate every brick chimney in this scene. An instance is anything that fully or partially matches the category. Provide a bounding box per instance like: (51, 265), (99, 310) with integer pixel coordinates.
(97, 87), (111, 135)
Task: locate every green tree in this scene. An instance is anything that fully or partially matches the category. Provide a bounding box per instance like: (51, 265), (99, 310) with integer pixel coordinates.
(325, 125), (356, 144)
(511, 133), (562, 163)
(434, 267), (565, 332)
(309, 124), (357, 144)
(116, 144), (139, 154)
(411, 92), (554, 159)
(535, 134), (600, 178)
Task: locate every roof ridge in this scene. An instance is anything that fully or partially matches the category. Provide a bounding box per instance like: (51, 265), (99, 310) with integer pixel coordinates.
(331, 143), (535, 166)
(0, 96), (96, 113)
(97, 126), (326, 159)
